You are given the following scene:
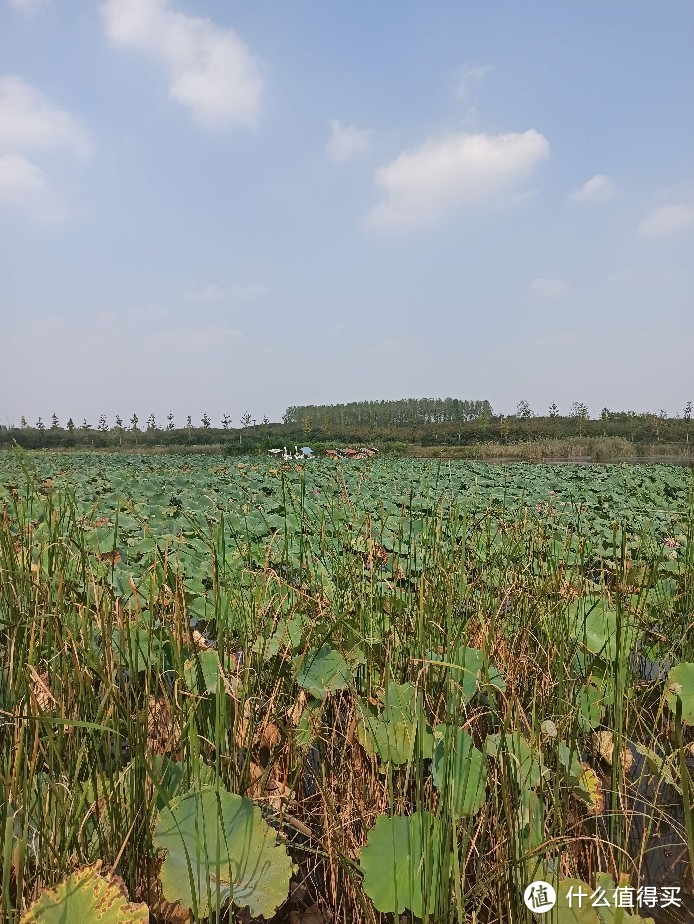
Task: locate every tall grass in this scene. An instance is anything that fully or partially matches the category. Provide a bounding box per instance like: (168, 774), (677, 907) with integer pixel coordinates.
(0, 461), (692, 922)
(411, 437), (691, 461)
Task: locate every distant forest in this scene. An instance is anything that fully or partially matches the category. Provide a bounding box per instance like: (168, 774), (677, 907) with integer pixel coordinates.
(283, 398), (494, 427)
(0, 398), (691, 451)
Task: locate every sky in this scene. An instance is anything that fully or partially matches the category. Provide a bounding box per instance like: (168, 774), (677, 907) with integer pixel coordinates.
(1, 0), (693, 428)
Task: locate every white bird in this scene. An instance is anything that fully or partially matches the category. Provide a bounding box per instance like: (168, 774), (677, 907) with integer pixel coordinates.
(282, 446), (292, 460)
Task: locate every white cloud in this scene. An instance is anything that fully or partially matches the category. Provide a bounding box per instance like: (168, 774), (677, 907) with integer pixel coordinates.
(568, 173), (614, 205)
(0, 75), (93, 157)
(8, 0), (50, 14)
(326, 119), (370, 163)
(181, 282), (268, 302)
(101, 0), (263, 130)
(638, 202), (694, 237)
(367, 129), (549, 232)
(526, 277), (569, 299)
(0, 153), (68, 223)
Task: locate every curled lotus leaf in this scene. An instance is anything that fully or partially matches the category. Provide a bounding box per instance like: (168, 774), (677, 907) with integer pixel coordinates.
(20, 863), (148, 923)
(153, 785), (292, 919)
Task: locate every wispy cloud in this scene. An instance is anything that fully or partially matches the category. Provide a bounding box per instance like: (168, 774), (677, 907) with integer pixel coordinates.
(326, 119), (370, 163)
(638, 202), (694, 237)
(367, 129), (549, 233)
(145, 325), (243, 352)
(568, 173), (614, 205)
(456, 64), (491, 104)
(100, 0), (263, 130)
(526, 277), (569, 299)
(0, 76), (91, 223)
(0, 75), (93, 158)
(181, 283), (268, 302)
(0, 153), (69, 223)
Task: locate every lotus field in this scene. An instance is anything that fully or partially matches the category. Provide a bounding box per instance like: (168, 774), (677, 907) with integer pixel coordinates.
(0, 452), (693, 923)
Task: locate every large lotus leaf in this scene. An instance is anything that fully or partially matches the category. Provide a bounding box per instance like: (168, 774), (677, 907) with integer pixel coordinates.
(154, 786), (292, 918)
(357, 682), (434, 766)
(183, 648), (221, 695)
(294, 644), (352, 700)
(567, 599), (639, 662)
(431, 724), (487, 816)
(20, 863), (148, 922)
(665, 661), (694, 725)
(359, 812), (448, 918)
(485, 731), (547, 789)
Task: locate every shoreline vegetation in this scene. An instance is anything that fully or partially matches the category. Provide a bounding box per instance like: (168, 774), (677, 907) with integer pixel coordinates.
(410, 437), (693, 461)
(0, 436), (691, 462)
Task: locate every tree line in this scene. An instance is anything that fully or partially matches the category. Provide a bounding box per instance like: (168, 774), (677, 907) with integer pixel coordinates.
(0, 399), (691, 451)
(283, 398), (494, 428)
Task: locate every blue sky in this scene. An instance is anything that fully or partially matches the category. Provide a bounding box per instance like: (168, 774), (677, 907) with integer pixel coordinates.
(1, 0), (692, 427)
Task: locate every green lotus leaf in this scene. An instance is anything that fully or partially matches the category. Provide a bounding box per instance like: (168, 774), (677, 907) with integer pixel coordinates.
(485, 730), (547, 789)
(429, 645), (504, 701)
(255, 613), (305, 661)
(665, 661), (694, 725)
(149, 755), (218, 809)
(357, 682), (434, 766)
(359, 812), (448, 918)
(592, 873), (655, 923)
(111, 625), (169, 674)
(294, 644), (352, 700)
(557, 741), (584, 781)
(431, 724), (487, 816)
(567, 599), (639, 662)
(577, 683), (605, 731)
(183, 648), (221, 695)
(553, 878), (601, 923)
(20, 863), (148, 923)
(154, 786), (292, 919)
(517, 786), (545, 850)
